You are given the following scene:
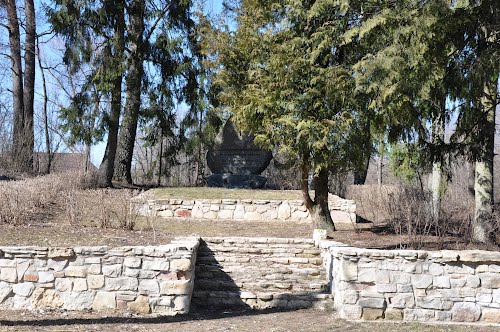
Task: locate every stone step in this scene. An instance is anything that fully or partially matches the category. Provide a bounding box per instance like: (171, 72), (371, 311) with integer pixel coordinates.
(196, 252), (322, 261)
(191, 290), (333, 310)
(197, 247), (320, 256)
(196, 264), (324, 274)
(195, 266), (326, 280)
(196, 267), (326, 280)
(199, 243), (319, 251)
(194, 279), (329, 293)
(200, 237), (315, 246)
(197, 252), (322, 260)
(196, 256), (324, 266)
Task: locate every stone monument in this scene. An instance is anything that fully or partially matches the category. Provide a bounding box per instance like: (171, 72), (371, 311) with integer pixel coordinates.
(206, 118), (272, 188)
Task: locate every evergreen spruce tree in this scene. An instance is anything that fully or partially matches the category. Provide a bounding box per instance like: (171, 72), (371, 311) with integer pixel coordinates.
(345, 0), (499, 242)
(48, 0), (126, 185)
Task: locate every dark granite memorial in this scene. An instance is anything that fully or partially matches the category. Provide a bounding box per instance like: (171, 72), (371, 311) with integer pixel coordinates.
(206, 119), (272, 189)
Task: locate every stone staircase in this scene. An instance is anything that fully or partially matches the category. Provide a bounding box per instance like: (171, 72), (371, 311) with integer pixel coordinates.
(192, 237), (333, 311)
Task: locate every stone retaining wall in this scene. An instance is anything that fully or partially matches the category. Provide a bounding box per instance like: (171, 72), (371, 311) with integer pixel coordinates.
(321, 241), (500, 323)
(133, 195), (356, 223)
(0, 238), (199, 315)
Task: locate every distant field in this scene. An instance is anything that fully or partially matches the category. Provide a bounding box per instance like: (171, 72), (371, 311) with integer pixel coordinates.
(148, 187), (305, 200)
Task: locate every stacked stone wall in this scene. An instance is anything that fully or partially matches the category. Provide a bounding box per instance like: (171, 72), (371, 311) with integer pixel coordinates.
(0, 238), (199, 315)
(133, 195), (356, 223)
(193, 237), (333, 310)
(321, 242), (500, 323)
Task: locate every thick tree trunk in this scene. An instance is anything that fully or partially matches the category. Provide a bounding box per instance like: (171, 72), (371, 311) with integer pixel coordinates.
(21, 0), (36, 172)
(354, 157), (370, 185)
(300, 156), (335, 232)
(431, 98), (446, 222)
(98, 0), (125, 188)
(6, 0), (24, 170)
(114, 0), (145, 184)
(312, 168), (336, 231)
(472, 75), (497, 243)
(196, 107), (205, 186)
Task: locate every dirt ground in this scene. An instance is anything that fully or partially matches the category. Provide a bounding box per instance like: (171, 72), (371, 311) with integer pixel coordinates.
(0, 308), (499, 332)
(0, 218), (492, 251)
(0, 218), (314, 247)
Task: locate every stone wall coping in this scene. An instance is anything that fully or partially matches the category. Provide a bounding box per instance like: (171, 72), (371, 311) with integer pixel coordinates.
(321, 242), (500, 263)
(133, 197), (350, 206)
(201, 236), (314, 245)
(0, 238), (200, 259)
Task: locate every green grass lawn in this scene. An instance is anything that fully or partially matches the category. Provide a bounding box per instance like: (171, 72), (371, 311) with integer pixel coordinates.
(148, 187), (305, 200)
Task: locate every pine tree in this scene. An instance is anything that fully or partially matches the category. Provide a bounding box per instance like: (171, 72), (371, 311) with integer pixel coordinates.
(48, 0), (126, 185)
(113, 0), (195, 184)
(113, 0), (146, 184)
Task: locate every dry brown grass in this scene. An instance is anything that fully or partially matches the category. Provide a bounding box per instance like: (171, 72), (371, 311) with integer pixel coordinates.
(61, 188), (140, 230)
(0, 171), (138, 230)
(0, 172), (77, 224)
(0, 172), (313, 246)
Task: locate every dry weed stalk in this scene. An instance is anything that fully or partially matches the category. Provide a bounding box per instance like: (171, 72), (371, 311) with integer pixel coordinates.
(348, 185), (458, 249)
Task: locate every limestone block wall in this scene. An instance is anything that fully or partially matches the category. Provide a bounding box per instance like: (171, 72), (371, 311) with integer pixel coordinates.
(0, 238), (199, 315)
(322, 242), (500, 323)
(133, 195), (356, 223)
(193, 237), (332, 310)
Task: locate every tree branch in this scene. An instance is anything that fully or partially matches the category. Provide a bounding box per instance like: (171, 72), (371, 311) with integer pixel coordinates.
(145, 3), (173, 42)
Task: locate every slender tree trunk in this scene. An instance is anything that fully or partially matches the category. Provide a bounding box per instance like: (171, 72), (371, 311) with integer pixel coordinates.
(472, 74), (498, 243)
(22, 0), (36, 172)
(431, 98), (446, 222)
(301, 156), (314, 210)
(157, 136), (163, 187)
(84, 144), (91, 173)
(98, 0), (125, 188)
(6, 0), (24, 170)
(114, 0), (145, 184)
(196, 107), (205, 186)
(468, 162), (475, 199)
(36, 37), (51, 174)
(377, 135), (384, 185)
(354, 120), (371, 185)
